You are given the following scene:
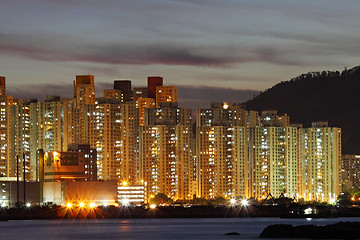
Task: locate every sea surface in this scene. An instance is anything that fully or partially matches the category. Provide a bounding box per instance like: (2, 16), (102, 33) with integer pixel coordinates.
(1, 217), (359, 240)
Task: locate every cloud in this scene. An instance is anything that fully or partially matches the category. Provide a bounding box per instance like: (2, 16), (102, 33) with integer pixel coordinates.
(0, 32), (305, 67)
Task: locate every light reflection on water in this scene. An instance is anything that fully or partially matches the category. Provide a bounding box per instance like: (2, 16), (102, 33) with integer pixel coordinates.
(0, 217), (359, 240)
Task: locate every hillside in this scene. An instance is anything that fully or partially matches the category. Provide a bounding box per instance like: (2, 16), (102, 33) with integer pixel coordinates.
(245, 66), (360, 154)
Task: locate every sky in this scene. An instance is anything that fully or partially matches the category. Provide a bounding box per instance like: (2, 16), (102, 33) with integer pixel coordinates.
(1, 0), (360, 108)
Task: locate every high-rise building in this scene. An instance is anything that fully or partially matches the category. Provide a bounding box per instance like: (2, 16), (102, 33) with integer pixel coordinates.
(133, 87), (148, 103)
(85, 101), (138, 183)
(249, 111), (301, 200)
(0, 82), (14, 177)
(196, 103), (249, 199)
(73, 75), (95, 108)
(10, 99), (38, 180)
(0, 77), (5, 96)
(301, 122), (341, 202)
(73, 75), (95, 144)
(114, 80), (132, 102)
(342, 155), (360, 189)
(147, 76), (163, 99)
(155, 86), (178, 107)
(104, 89), (123, 101)
(137, 98), (155, 126)
(37, 97), (63, 153)
(145, 102), (191, 126)
(140, 125), (192, 201)
(61, 98), (76, 151)
(197, 103), (247, 127)
(252, 126), (301, 199)
(140, 103), (192, 201)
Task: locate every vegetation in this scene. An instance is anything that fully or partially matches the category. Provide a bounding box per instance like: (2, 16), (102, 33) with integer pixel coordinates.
(245, 66), (360, 154)
(149, 193), (173, 205)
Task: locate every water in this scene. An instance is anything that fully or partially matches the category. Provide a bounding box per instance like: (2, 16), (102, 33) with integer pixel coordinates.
(0, 217), (359, 240)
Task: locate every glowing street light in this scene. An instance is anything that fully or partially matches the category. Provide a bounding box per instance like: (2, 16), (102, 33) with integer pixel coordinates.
(241, 199), (249, 207)
(53, 151), (59, 158)
(229, 198), (236, 205)
(89, 202), (96, 208)
(26, 202), (31, 208)
(79, 202), (85, 208)
(66, 203), (72, 208)
(150, 204), (157, 209)
(122, 198), (130, 206)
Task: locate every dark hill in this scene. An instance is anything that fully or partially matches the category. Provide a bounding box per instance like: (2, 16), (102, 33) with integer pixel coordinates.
(245, 66), (360, 154)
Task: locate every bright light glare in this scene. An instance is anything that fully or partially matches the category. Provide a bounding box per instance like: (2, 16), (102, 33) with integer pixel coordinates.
(66, 203), (72, 208)
(329, 198), (336, 204)
(89, 202), (96, 208)
(26, 202), (31, 207)
(122, 198), (130, 206)
(114, 203), (119, 207)
(150, 204), (157, 209)
(122, 181), (127, 186)
(241, 199), (249, 206)
(304, 208), (313, 215)
(1, 203), (6, 208)
(79, 202), (85, 208)
(229, 198), (236, 205)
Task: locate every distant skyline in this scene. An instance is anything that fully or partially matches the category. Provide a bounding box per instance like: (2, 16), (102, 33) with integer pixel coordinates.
(1, 0), (360, 106)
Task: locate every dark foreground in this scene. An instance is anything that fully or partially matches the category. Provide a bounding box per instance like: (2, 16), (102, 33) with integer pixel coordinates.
(2, 204), (360, 220)
(260, 221), (360, 239)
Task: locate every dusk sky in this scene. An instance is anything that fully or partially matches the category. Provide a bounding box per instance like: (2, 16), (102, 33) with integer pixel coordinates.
(1, 0), (360, 107)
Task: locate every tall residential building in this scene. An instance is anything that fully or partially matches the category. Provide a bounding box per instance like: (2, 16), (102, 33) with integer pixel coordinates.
(249, 111), (301, 200)
(140, 125), (192, 201)
(197, 103), (247, 127)
(133, 88), (148, 103)
(104, 89), (123, 101)
(114, 80), (132, 102)
(342, 155), (360, 189)
(196, 103), (249, 199)
(85, 101), (138, 183)
(0, 77), (5, 96)
(61, 98), (77, 151)
(0, 80), (14, 177)
(261, 110), (289, 127)
(10, 99), (38, 180)
(73, 75), (95, 144)
(140, 104), (192, 201)
(137, 98), (155, 126)
(155, 86), (178, 107)
(37, 97), (63, 153)
(147, 76), (163, 99)
(252, 126), (300, 199)
(73, 75), (95, 108)
(301, 122), (341, 202)
(145, 102), (191, 126)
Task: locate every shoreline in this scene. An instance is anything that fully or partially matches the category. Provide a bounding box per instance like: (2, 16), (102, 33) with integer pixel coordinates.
(2, 205), (360, 220)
